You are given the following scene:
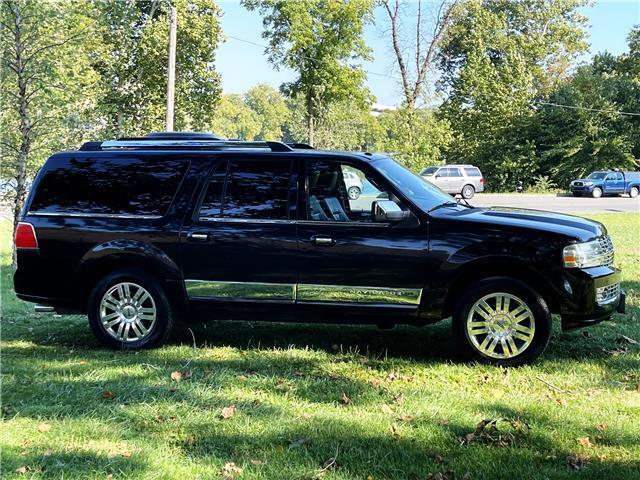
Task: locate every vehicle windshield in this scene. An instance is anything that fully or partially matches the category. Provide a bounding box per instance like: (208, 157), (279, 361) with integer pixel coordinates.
(373, 157), (455, 212)
(587, 172), (607, 180)
(420, 167), (438, 176)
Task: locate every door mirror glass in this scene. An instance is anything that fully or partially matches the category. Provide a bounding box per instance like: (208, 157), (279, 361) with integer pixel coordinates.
(372, 200), (409, 222)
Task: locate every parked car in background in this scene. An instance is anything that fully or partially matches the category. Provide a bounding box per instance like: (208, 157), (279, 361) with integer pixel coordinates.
(420, 165), (484, 199)
(342, 169), (363, 200)
(14, 132), (624, 366)
(570, 171), (640, 198)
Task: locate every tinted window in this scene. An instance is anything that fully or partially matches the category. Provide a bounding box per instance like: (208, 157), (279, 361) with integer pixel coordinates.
(30, 156), (188, 216)
(199, 161), (227, 218)
(616, 172), (623, 181)
(421, 167), (438, 175)
(222, 159), (292, 219)
(307, 161), (390, 223)
(447, 168), (462, 177)
(464, 167), (482, 176)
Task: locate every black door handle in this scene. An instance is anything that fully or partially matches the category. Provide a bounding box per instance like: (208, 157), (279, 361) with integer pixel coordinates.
(311, 235), (335, 246)
(188, 232), (209, 242)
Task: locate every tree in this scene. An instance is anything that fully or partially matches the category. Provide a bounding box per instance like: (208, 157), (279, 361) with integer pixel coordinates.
(244, 83), (290, 140)
(537, 27), (640, 186)
(381, 0), (458, 109)
(0, 0), (99, 263)
(242, 0), (375, 146)
(93, 0), (223, 136)
(210, 94), (261, 140)
(437, 0), (588, 190)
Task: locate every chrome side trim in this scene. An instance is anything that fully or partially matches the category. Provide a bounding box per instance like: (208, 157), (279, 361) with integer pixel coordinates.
(296, 283), (422, 306)
(27, 211), (162, 220)
(185, 280), (296, 302)
(198, 217), (296, 225)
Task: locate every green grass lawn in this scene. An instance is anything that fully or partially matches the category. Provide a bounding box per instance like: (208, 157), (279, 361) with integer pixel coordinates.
(1, 214), (639, 479)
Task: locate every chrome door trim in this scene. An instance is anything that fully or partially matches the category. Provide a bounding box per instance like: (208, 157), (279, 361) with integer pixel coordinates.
(184, 280), (423, 306)
(27, 211), (162, 220)
(185, 280), (296, 302)
(296, 283), (422, 306)
(198, 217), (297, 225)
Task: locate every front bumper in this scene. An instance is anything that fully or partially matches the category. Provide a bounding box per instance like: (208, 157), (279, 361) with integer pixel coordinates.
(560, 266), (625, 330)
(570, 185), (595, 194)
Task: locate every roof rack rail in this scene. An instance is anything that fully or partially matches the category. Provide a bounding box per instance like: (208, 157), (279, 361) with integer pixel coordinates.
(79, 139), (294, 152)
(287, 142), (314, 149)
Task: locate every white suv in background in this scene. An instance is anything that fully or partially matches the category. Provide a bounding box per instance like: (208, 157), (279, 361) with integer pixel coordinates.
(420, 164), (485, 199)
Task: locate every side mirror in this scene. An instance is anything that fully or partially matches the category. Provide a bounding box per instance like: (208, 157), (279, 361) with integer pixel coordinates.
(372, 200), (409, 222)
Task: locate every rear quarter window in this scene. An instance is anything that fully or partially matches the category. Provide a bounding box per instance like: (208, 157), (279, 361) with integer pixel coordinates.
(30, 155), (189, 217)
(463, 167), (482, 177)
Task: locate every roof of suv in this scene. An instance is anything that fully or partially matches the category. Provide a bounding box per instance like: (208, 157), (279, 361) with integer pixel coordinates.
(75, 131), (385, 163)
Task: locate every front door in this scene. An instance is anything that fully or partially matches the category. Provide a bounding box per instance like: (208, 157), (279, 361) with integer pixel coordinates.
(296, 157), (428, 314)
(179, 155), (298, 305)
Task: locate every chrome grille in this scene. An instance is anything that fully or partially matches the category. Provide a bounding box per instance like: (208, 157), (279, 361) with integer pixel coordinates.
(596, 283), (620, 305)
(599, 235), (614, 267)
(574, 182), (583, 186)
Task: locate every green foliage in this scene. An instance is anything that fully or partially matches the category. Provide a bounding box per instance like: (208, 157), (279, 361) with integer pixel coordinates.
(242, 0), (375, 144)
(438, 0), (589, 190)
(244, 84), (290, 140)
(378, 108), (453, 171)
(0, 0), (100, 191)
(210, 94), (260, 140)
(525, 175), (557, 193)
(93, 0), (223, 136)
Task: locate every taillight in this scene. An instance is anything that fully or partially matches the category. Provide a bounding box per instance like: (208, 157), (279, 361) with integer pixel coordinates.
(15, 222), (38, 249)
(480, 178), (485, 183)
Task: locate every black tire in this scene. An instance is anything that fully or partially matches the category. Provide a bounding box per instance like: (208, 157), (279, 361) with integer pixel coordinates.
(461, 184), (475, 199)
(87, 269), (175, 349)
(629, 187), (639, 199)
(452, 277), (552, 367)
(592, 187), (603, 198)
(571, 192), (582, 197)
(348, 186), (361, 200)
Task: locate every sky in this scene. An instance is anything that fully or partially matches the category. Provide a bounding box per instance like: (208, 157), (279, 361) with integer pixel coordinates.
(215, 0), (640, 106)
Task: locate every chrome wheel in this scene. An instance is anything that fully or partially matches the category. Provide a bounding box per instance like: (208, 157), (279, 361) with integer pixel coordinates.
(466, 292), (535, 359)
(99, 282), (156, 342)
(592, 187), (602, 198)
(348, 186), (361, 200)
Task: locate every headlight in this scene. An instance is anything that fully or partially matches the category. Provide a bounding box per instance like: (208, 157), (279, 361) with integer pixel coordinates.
(563, 238), (613, 268)
(584, 181), (594, 186)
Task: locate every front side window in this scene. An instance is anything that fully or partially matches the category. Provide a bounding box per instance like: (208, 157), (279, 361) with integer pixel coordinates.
(199, 159), (293, 220)
(306, 161), (389, 223)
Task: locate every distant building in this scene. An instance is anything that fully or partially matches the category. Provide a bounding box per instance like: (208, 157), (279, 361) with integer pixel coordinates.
(370, 103), (397, 117)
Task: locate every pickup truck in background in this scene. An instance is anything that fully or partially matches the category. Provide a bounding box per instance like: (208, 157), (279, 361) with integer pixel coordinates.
(570, 170), (640, 198)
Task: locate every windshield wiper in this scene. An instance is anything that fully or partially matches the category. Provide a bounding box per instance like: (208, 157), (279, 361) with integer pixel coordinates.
(427, 201), (459, 213)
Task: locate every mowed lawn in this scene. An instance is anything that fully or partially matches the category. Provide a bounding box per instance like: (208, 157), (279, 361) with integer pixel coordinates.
(1, 213), (638, 480)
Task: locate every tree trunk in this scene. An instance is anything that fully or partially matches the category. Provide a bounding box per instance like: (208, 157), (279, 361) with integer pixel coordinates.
(10, 1), (31, 268)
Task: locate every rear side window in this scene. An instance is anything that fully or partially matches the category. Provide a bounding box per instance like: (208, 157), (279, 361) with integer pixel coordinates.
(199, 159), (293, 220)
(445, 167), (462, 177)
(30, 156), (188, 216)
(464, 167), (482, 177)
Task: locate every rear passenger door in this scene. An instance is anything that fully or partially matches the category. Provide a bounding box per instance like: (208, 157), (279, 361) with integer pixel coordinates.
(179, 155), (299, 304)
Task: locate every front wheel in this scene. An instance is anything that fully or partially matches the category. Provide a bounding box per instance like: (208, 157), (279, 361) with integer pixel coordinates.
(592, 187), (603, 198)
(87, 269), (175, 349)
(629, 186), (639, 198)
(348, 186), (361, 200)
(461, 184), (475, 199)
(452, 277), (552, 366)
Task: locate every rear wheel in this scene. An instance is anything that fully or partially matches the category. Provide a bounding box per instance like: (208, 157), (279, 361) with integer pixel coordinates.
(452, 277), (551, 366)
(461, 184), (475, 199)
(88, 269), (175, 349)
(592, 187), (603, 198)
(629, 186), (639, 199)
(348, 186), (361, 200)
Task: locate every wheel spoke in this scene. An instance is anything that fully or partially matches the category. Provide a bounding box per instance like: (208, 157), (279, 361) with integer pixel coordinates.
(134, 319), (148, 335)
(507, 336), (518, 355)
(103, 295), (119, 311)
(514, 323), (533, 335)
(123, 323), (131, 341)
(123, 283), (131, 300)
(500, 338), (510, 356)
(486, 336), (499, 354)
(502, 296), (511, 314)
(131, 322), (143, 338)
(513, 331), (532, 342)
(104, 317), (121, 329)
(115, 321), (125, 340)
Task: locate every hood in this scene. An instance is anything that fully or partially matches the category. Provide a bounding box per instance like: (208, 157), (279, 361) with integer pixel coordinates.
(571, 178), (596, 183)
(431, 206), (605, 242)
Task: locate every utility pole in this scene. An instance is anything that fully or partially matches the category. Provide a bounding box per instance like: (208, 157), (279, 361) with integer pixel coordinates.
(165, 4), (177, 131)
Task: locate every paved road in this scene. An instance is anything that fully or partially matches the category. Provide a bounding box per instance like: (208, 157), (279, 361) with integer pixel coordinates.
(469, 193), (639, 214)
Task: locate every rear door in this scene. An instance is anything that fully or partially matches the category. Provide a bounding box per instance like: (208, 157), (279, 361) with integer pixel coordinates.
(179, 154), (299, 304)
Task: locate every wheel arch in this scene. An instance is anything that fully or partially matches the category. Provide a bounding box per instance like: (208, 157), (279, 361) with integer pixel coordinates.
(441, 258), (560, 319)
(75, 240), (185, 310)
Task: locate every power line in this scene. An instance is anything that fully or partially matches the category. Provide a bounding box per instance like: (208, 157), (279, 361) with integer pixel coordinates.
(226, 34), (404, 81)
(227, 33), (640, 117)
(535, 101), (640, 117)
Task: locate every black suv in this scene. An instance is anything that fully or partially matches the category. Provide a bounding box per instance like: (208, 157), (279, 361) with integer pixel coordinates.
(14, 132), (625, 366)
